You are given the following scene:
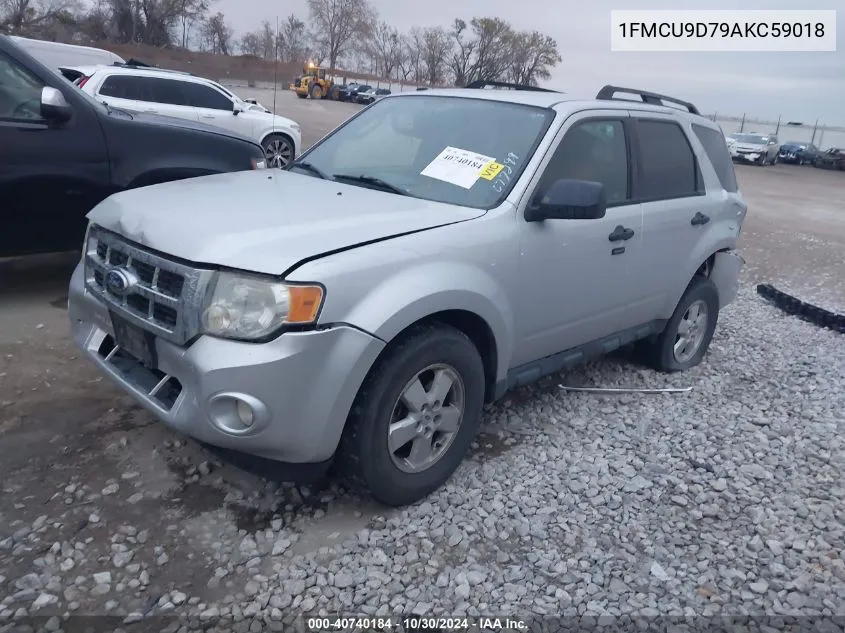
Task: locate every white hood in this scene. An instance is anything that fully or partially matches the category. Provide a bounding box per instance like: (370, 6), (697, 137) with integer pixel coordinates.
(87, 170), (485, 275)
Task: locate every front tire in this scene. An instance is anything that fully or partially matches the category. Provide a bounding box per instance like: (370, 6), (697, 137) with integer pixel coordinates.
(638, 276), (720, 372)
(261, 134), (294, 168)
(310, 83), (322, 100)
(336, 323), (485, 506)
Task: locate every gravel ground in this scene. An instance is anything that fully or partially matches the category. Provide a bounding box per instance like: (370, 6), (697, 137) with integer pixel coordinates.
(1, 283), (844, 631)
(1, 111), (844, 631)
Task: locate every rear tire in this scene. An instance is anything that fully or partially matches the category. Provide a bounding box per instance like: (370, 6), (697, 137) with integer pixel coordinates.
(296, 93), (307, 99)
(335, 323), (485, 507)
(637, 276), (720, 373)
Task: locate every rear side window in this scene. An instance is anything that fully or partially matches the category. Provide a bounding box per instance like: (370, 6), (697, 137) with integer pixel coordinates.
(146, 77), (188, 106)
(98, 74), (140, 100)
(633, 119), (701, 201)
(180, 82), (232, 110)
(692, 123), (738, 193)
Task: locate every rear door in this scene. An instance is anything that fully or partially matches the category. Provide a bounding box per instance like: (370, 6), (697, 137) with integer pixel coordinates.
(627, 113), (729, 323)
(179, 80), (244, 136)
(140, 76), (198, 122)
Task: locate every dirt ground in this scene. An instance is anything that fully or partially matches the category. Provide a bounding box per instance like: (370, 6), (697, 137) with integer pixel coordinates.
(0, 92), (843, 618)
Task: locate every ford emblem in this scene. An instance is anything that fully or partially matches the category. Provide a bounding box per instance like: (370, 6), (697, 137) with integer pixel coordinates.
(105, 268), (136, 296)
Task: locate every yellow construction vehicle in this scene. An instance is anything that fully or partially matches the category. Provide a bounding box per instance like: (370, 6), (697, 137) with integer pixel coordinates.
(290, 62), (340, 100)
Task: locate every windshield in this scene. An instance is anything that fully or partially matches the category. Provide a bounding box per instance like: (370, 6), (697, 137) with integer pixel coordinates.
(732, 133), (769, 144)
(293, 95), (555, 209)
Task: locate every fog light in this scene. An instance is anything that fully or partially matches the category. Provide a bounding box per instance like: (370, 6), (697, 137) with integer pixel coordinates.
(236, 399), (255, 427)
(207, 392), (268, 435)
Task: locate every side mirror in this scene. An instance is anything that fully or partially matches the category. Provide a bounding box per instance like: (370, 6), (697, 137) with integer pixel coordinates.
(525, 179), (607, 222)
(40, 86), (73, 123)
(233, 103), (243, 116)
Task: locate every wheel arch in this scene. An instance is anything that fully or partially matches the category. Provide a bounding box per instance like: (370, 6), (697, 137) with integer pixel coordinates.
(374, 309), (500, 404)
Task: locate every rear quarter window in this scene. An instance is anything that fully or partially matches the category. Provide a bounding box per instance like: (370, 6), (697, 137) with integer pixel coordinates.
(692, 123), (739, 193)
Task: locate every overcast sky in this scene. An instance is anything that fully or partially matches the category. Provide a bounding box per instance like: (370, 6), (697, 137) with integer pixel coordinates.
(215, 0), (844, 126)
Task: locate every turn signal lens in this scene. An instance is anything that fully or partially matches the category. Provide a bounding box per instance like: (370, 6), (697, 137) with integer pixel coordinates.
(287, 286), (324, 323)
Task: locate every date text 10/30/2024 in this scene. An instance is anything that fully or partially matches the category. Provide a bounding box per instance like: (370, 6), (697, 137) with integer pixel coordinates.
(307, 616), (529, 631)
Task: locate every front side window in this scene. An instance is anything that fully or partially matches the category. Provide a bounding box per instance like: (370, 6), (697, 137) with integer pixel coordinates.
(292, 95), (555, 209)
(0, 52), (45, 120)
(536, 119), (629, 205)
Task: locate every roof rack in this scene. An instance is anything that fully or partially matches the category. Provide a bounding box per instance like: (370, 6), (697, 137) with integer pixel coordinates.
(113, 59), (192, 75)
(595, 85), (700, 115)
(465, 79), (559, 93)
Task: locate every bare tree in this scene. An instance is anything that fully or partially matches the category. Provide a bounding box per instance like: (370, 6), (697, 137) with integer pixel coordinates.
(507, 30), (561, 86)
(175, 0), (207, 48)
(421, 26), (450, 86)
(199, 10), (231, 54)
(306, 0), (374, 70)
(366, 20), (401, 79)
(279, 13), (308, 64)
(467, 17), (512, 82)
(0, 0), (79, 36)
(448, 18), (475, 86)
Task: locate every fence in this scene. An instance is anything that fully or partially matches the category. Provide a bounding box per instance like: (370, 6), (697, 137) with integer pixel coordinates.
(708, 114), (845, 150)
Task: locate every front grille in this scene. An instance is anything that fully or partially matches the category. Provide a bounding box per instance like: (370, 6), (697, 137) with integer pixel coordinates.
(84, 225), (213, 345)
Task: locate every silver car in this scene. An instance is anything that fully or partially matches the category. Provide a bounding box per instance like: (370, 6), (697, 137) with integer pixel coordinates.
(69, 83), (746, 506)
(728, 132), (780, 165)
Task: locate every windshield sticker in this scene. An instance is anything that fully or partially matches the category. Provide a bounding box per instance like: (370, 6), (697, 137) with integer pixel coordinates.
(478, 161), (504, 181)
(421, 146), (497, 189)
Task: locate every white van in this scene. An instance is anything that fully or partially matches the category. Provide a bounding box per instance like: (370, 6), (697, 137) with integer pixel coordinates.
(10, 36), (124, 77)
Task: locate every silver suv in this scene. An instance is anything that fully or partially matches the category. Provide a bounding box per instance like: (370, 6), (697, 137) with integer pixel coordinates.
(68, 82), (747, 506)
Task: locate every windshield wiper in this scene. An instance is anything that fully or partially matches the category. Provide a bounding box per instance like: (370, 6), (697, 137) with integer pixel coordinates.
(286, 161), (329, 180)
(332, 174), (408, 196)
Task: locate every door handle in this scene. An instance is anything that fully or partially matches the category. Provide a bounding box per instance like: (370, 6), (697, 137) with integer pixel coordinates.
(608, 225), (635, 242)
(144, 108), (157, 113)
(200, 114), (215, 119)
(691, 212), (710, 226)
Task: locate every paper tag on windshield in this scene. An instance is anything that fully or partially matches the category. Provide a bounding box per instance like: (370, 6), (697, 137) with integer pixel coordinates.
(421, 146), (496, 189)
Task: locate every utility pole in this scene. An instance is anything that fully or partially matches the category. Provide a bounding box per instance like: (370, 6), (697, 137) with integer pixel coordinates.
(775, 115), (781, 135)
(739, 113), (746, 132)
(811, 118), (819, 144)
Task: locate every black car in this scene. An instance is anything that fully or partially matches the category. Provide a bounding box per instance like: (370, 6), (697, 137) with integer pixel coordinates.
(336, 82), (360, 101)
(0, 35), (266, 258)
(346, 84), (372, 103)
(814, 148), (845, 171)
(778, 142), (820, 165)
(357, 87), (391, 105)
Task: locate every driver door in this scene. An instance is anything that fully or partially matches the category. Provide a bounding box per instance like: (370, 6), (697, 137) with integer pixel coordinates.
(513, 111), (644, 366)
(0, 48), (109, 257)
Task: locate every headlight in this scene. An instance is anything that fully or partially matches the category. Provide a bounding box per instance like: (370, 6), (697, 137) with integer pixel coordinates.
(251, 158), (267, 169)
(201, 271), (324, 341)
(290, 122), (300, 131)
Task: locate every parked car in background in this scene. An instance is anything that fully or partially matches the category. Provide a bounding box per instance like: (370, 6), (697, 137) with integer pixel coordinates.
(814, 148), (845, 170)
(357, 87), (391, 105)
(337, 82), (360, 101)
(0, 34), (267, 258)
(778, 142), (820, 165)
(68, 82), (746, 506)
(9, 35), (124, 75)
(77, 65), (301, 167)
(728, 132), (779, 165)
(66, 62), (274, 114)
(345, 84), (371, 102)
